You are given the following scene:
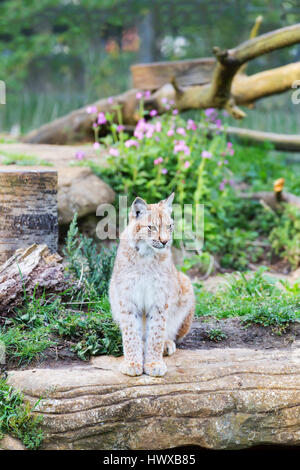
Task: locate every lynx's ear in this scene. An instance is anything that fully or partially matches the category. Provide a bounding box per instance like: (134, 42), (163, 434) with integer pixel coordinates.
(162, 192), (175, 213)
(131, 197), (148, 218)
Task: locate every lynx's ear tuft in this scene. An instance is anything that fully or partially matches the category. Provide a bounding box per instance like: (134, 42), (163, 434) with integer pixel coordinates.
(162, 192), (175, 213)
(131, 197), (148, 218)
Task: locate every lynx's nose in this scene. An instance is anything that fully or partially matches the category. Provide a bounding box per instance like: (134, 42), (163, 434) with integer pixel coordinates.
(160, 239), (168, 245)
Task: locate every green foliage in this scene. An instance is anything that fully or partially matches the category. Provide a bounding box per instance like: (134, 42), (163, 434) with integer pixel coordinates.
(195, 268), (300, 329)
(0, 378), (43, 449)
(269, 204), (300, 270)
(206, 328), (227, 342)
(63, 214), (117, 303)
(53, 296), (122, 360)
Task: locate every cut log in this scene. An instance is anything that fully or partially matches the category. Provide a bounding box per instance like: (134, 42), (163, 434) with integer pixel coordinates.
(0, 169), (58, 263)
(240, 191), (300, 210)
(0, 244), (65, 314)
(131, 58), (216, 89)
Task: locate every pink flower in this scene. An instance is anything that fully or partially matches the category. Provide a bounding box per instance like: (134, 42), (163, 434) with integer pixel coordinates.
(215, 119), (222, 128)
(109, 148), (119, 157)
(161, 168), (168, 174)
(86, 105), (97, 114)
(154, 157), (163, 165)
(144, 90), (151, 98)
(167, 129), (174, 137)
(174, 142), (190, 156)
(97, 112), (106, 125)
(136, 92), (143, 100)
(75, 151), (85, 160)
(92, 123), (98, 128)
(201, 150), (212, 159)
(228, 148), (235, 156)
(219, 182), (225, 191)
(205, 108), (216, 117)
(93, 142), (100, 149)
(125, 139), (139, 148)
(170, 100), (175, 105)
(227, 142), (233, 148)
(117, 124), (125, 132)
(150, 109), (158, 117)
(187, 119), (197, 131)
(155, 121), (162, 133)
(184, 161), (190, 168)
(173, 109), (178, 115)
(161, 97), (168, 104)
(108, 97), (114, 105)
(155, 136), (160, 142)
(176, 127), (186, 136)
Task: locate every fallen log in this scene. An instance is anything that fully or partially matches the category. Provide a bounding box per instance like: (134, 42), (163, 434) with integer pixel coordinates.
(22, 22), (300, 145)
(206, 124), (300, 152)
(0, 169), (58, 264)
(0, 244), (65, 314)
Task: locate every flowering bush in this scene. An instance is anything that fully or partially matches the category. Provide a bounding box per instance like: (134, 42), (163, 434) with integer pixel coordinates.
(87, 97), (235, 208)
(81, 97), (300, 271)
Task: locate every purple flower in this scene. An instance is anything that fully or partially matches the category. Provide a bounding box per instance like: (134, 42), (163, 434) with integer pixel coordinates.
(172, 109), (179, 115)
(227, 142), (233, 148)
(86, 105), (97, 114)
(187, 119), (197, 131)
(184, 161), (190, 168)
(108, 97), (114, 105)
(75, 151), (85, 160)
(201, 150), (212, 159)
(161, 168), (168, 174)
(144, 90), (151, 98)
(219, 182), (225, 191)
(92, 123), (98, 128)
(136, 92), (143, 100)
(154, 157), (163, 165)
(109, 148), (119, 157)
(176, 127), (186, 136)
(161, 97), (168, 104)
(215, 119), (222, 128)
(125, 139), (139, 148)
(150, 109), (158, 117)
(167, 129), (174, 137)
(117, 124), (125, 132)
(224, 159), (229, 164)
(205, 108), (216, 118)
(97, 112), (107, 125)
(93, 142), (100, 149)
(228, 148), (235, 156)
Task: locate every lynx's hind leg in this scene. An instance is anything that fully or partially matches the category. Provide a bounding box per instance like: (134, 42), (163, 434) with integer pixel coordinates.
(163, 339), (176, 356)
(176, 308), (194, 342)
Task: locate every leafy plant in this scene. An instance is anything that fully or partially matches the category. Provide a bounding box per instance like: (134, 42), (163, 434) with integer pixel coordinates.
(269, 204), (300, 270)
(206, 328), (227, 342)
(0, 378), (43, 449)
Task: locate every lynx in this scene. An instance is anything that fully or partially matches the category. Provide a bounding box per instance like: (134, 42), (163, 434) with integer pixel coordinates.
(109, 193), (195, 377)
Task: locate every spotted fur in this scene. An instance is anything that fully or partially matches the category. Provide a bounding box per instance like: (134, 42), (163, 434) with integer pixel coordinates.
(109, 193), (195, 377)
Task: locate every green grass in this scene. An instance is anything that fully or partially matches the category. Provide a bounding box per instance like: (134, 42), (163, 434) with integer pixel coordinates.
(0, 378), (44, 449)
(195, 268), (300, 330)
(0, 215), (122, 366)
(0, 151), (53, 166)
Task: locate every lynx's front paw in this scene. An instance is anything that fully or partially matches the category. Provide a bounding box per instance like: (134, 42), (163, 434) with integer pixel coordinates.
(119, 360), (143, 377)
(163, 339), (176, 356)
(144, 361), (167, 377)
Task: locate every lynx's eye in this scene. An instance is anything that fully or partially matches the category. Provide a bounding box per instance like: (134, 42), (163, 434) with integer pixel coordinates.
(168, 224), (174, 231)
(148, 225), (157, 231)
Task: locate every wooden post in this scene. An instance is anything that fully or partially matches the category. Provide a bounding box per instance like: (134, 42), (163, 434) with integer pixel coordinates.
(0, 169), (58, 264)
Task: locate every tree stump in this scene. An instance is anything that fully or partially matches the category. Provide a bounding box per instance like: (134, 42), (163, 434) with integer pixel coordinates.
(0, 169), (58, 264)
